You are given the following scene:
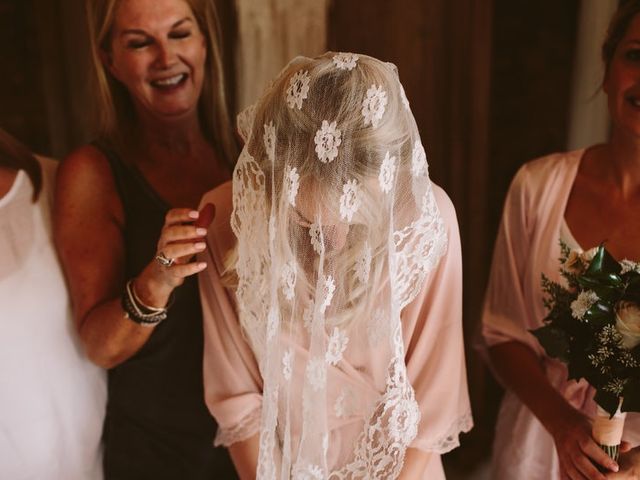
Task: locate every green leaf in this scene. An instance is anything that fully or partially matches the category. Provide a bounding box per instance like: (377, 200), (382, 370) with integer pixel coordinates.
(579, 304), (614, 330)
(587, 245), (621, 276)
(622, 379), (640, 414)
(530, 325), (570, 362)
(594, 390), (620, 417)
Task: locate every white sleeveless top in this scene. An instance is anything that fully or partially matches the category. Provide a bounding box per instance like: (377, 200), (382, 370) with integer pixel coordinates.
(0, 158), (106, 479)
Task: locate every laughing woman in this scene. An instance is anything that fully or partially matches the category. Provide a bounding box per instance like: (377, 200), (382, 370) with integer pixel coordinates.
(54, 0), (238, 478)
(481, 2), (640, 479)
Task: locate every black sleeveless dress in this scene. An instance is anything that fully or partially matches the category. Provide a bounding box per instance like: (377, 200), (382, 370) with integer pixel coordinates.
(96, 142), (238, 480)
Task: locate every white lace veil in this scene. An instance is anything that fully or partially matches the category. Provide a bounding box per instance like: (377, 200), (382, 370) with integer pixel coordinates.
(230, 52), (447, 479)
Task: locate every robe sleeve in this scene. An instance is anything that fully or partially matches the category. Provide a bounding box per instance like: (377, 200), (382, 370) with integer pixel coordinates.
(480, 163), (543, 355)
(199, 184), (264, 446)
(402, 185), (473, 454)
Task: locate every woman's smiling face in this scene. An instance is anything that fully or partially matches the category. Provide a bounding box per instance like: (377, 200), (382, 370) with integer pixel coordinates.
(605, 13), (640, 140)
(105, 0), (207, 121)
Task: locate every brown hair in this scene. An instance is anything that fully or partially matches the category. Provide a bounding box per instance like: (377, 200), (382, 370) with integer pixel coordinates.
(0, 129), (41, 201)
(602, 0), (640, 75)
(86, 0), (238, 165)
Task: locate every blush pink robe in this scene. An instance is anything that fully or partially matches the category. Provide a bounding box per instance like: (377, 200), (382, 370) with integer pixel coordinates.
(199, 181), (472, 479)
(481, 149), (640, 480)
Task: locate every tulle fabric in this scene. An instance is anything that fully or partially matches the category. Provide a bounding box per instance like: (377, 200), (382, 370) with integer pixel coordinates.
(202, 52), (471, 479)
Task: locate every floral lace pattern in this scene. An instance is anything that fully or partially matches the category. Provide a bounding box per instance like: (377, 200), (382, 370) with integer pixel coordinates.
(354, 243), (372, 284)
(330, 324), (420, 479)
(425, 410), (474, 454)
(334, 388), (356, 418)
(314, 120), (342, 163)
(286, 70), (311, 109)
(379, 151), (397, 193)
(281, 261), (297, 301)
(303, 303), (314, 332)
(294, 463), (324, 480)
(264, 121), (276, 163)
(361, 85), (388, 128)
(214, 406), (262, 447)
(306, 357), (327, 391)
(411, 141), (427, 177)
(340, 179), (361, 222)
(326, 327), (348, 365)
(284, 166), (300, 206)
(320, 275), (336, 312)
(309, 223), (324, 254)
(333, 52), (359, 71)
(229, 54), (454, 480)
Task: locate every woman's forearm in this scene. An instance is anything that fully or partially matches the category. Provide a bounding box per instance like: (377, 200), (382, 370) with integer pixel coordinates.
(228, 434), (260, 480)
(398, 448), (431, 479)
(488, 341), (577, 435)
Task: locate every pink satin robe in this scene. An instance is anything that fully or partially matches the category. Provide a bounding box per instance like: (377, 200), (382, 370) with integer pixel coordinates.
(481, 149), (640, 479)
(199, 181), (472, 479)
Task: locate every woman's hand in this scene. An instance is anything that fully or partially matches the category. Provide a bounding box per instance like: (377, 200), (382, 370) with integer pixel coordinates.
(551, 408), (619, 479)
(606, 445), (640, 479)
(133, 205), (215, 307)
(488, 342), (617, 480)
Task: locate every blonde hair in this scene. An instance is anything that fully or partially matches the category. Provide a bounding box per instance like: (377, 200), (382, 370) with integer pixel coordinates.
(231, 53), (420, 328)
(86, 0), (238, 164)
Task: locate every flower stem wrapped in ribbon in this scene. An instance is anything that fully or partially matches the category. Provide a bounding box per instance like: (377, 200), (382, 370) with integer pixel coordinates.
(532, 241), (640, 462)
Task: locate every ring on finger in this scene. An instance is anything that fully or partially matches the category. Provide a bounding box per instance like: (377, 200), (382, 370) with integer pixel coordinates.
(155, 251), (175, 267)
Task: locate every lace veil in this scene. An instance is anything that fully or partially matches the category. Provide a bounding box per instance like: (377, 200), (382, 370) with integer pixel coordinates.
(230, 52), (448, 479)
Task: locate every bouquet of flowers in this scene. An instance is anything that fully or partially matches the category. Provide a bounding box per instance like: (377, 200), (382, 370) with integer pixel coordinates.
(533, 241), (640, 461)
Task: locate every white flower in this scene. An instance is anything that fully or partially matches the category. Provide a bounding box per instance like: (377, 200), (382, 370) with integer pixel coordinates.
(411, 141), (427, 177)
(621, 259), (640, 275)
(314, 120), (342, 163)
(326, 327), (349, 365)
(320, 275), (336, 312)
(604, 378), (626, 396)
(267, 308), (280, 340)
(339, 179), (361, 222)
(284, 166), (300, 207)
(263, 121), (276, 162)
(281, 261), (297, 301)
(303, 303), (315, 331)
(282, 349), (293, 381)
(306, 357), (326, 391)
(570, 290), (599, 320)
(616, 301), (640, 349)
(361, 84), (388, 128)
(389, 398), (421, 443)
(333, 52), (359, 71)
(563, 250), (585, 275)
(564, 247), (598, 275)
(399, 83), (410, 110)
(285, 70), (310, 109)
(378, 151), (397, 193)
(309, 223), (324, 254)
(354, 243), (372, 284)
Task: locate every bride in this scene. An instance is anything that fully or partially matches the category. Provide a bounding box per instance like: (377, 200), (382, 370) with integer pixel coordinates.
(198, 52), (472, 479)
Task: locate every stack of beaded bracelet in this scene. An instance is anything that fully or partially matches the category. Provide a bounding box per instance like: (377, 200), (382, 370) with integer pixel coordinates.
(121, 279), (168, 326)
